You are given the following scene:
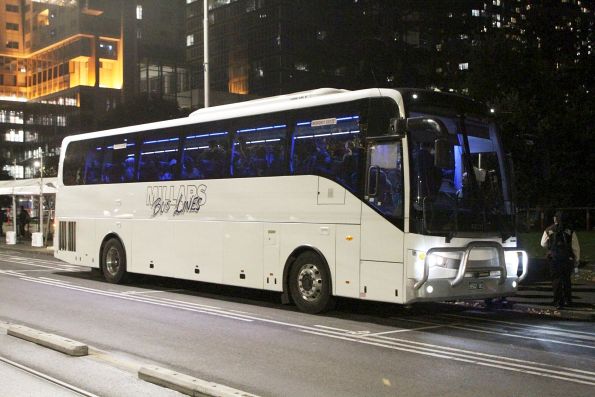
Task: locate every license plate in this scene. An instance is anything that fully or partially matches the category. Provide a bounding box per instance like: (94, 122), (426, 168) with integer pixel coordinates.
(469, 281), (484, 290)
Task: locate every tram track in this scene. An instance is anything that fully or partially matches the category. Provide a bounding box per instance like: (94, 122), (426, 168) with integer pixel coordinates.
(1, 265), (594, 387)
(0, 354), (99, 397)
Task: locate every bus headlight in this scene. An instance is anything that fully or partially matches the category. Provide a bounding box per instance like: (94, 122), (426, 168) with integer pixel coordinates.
(428, 254), (446, 268)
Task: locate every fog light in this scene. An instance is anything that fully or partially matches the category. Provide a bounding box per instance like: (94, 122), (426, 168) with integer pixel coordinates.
(512, 281), (517, 288)
(426, 285), (434, 294)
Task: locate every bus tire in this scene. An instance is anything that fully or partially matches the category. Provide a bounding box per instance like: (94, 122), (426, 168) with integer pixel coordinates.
(101, 238), (127, 284)
(289, 251), (335, 314)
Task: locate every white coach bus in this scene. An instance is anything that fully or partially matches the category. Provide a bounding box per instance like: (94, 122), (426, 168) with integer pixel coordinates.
(55, 88), (527, 313)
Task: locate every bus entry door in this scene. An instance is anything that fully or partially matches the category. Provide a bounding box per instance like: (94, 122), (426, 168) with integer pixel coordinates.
(360, 139), (405, 302)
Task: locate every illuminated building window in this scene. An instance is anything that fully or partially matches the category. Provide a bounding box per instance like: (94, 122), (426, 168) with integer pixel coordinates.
(0, 110), (24, 124)
(5, 129), (24, 143)
(3, 165), (23, 179)
(472, 9), (480, 17)
(99, 42), (117, 59)
(295, 63), (309, 71)
(458, 62), (469, 71)
(187, 34), (195, 47)
(37, 9), (50, 26)
(136, 5), (143, 20)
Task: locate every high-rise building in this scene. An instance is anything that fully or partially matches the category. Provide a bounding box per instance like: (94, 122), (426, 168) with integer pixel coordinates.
(185, 0), (491, 98)
(186, 0), (591, 98)
(1, 0), (187, 178)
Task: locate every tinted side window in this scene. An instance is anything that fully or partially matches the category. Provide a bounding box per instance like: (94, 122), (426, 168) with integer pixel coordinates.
(83, 142), (103, 184)
(101, 136), (137, 183)
(181, 129), (229, 180)
(63, 141), (87, 185)
(231, 118), (287, 178)
(139, 131), (180, 182)
(291, 114), (362, 192)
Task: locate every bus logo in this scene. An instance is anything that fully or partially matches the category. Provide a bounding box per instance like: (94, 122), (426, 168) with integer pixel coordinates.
(146, 184), (207, 217)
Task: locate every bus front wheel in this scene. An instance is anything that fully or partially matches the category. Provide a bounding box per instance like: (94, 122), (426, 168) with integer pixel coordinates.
(289, 251), (335, 314)
(101, 238), (127, 284)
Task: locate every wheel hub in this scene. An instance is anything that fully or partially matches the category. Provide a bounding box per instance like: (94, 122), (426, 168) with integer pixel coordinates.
(297, 264), (322, 302)
(105, 247), (120, 276)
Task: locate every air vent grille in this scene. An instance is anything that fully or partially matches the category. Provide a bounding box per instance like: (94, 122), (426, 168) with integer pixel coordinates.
(58, 221), (76, 252)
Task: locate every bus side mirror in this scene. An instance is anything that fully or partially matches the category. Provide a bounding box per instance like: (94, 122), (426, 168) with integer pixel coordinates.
(390, 118), (407, 136)
(434, 138), (452, 169)
(405, 117), (449, 139)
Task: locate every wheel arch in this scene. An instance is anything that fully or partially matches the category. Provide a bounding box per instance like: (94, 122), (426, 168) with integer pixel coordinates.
(281, 245), (332, 305)
(99, 232), (127, 269)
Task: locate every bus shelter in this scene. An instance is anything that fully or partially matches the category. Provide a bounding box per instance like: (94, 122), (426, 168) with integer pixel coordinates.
(0, 178), (57, 245)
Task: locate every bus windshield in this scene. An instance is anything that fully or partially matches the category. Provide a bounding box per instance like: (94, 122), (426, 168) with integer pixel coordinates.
(408, 112), (514, 239)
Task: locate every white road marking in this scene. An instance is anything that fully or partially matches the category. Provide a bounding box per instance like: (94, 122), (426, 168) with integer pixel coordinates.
(398, 316), (595, 349)
(442, 313), (595, 337)
(447, 323), (595, 350)
(10, 275), (254, 323)
(38, 277), (72, 284)
(314, 325), (354, 333)
(0, 260), (79, 272)
(363, 325), (447, 336)
(121, 289), (184, 295)
(2, 262), (594, 386)
(300, 330), (595, 386)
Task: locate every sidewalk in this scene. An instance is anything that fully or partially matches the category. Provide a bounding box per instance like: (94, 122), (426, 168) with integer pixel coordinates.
(504, 261), (595, 321)
(0, 235), (54, 256)
(458, 261), (595, 321)
(0, 239), (593, 320)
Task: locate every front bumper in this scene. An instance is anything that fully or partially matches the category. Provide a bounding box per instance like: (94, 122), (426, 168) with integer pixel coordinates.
(406, 276), (519, 303)
(407, 241), (528, 303)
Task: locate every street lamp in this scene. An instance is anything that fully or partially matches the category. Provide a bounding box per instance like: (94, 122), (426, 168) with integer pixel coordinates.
(32, 148), (44, 247)
(204, 0), (209, 108)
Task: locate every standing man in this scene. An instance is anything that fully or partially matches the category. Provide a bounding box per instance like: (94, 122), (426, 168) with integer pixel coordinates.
(541, 211), (580, 309)
(18, 206), (30, 239)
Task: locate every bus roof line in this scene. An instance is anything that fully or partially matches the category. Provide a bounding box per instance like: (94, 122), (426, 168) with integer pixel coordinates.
(62, 88), (404, 144)
(189, 88), (349, 117)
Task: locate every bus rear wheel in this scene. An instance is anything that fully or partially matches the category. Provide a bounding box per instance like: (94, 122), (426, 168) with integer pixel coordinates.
(289, 251), (335, 314)
(101, 238), (127, 284)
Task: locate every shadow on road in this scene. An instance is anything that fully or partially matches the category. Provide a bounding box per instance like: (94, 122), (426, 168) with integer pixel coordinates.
(54, 269), (468, 324)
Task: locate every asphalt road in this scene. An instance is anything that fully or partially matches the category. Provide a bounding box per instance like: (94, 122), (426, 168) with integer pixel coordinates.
(0, 250), (594, 397)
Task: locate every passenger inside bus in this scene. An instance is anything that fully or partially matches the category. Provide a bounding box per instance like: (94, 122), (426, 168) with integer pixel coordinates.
(181, 156), (203, 179)
(202, 140), (227, 178)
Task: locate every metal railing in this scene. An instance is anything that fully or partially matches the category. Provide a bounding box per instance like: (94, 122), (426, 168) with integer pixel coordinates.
(517, 207), (594, 232)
